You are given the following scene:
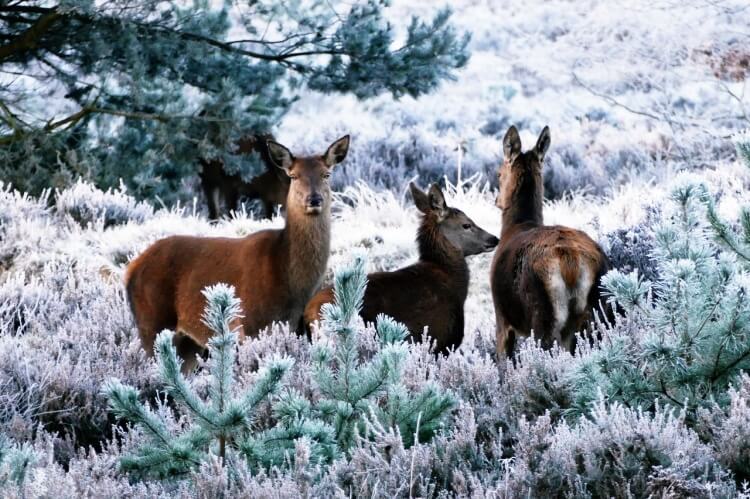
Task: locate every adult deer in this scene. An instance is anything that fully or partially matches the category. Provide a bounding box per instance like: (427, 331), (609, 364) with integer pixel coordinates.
(198, 133), (290, 220)
(303, 182), (498, 354)
(490, 126), (609, 358)
(127, 135), (350, 371)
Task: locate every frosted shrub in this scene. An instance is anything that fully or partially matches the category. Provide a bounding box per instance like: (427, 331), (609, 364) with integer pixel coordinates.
(0, 260), (152, 453)
(0, 182), (50, 224)
(56, 180), (153, 229)
(699, 374), (750, 482)
(508, 400), (735, 497)
(1, 169), (750, 493)
(601, 221), (659, 282)
(333, 128), (490, 192)
(498, 339), (575, 433)
(0, 183), (53, 272)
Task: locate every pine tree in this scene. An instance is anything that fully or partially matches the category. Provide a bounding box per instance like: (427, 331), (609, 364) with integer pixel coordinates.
(0, 1), (470, 202)
(310, 255), (455, 452)
(104, 284), (296, 477)
(571, 179), (750, 421)
(0, 433), (36, 489)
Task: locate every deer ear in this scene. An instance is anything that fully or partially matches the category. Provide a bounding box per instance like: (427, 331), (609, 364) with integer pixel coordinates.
(324, 135), (350, 168)
(428, 183), (449, 219)
(535, 126), (551, 162)
(266, 140), (294, 174)
(503, 125), (522, 162)
(410, 182), (430, 214)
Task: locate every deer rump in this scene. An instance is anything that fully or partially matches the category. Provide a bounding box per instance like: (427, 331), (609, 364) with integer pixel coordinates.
(492, 224), (610, 351)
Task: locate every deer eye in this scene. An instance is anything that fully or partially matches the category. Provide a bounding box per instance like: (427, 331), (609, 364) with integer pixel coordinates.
(323, 172), (331, 179)
(289, 174), (298, 180)
(462, 223), (471, 230)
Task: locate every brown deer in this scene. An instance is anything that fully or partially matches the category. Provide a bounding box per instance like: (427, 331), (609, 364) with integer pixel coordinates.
(490, 126), (610, 358)
(303, 182), (498, 354)
(127, 135), (350, 371)
(198, 134), (290, 220)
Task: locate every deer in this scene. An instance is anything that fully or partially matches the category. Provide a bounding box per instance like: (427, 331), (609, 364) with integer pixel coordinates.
(126, 135), (350, 372)
(303, 182), (498, 354)
(198, 133), (290, 220)
(490, 125), (610, 359)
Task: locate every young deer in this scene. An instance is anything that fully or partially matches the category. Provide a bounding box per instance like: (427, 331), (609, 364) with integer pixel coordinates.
(490, 126), (610, 358)
(198, 133), (290, 220)
(127, 136), (350, 371)
(303, 183), (498, 354)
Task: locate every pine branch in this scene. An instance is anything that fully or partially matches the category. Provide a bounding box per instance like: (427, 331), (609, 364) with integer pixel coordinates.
(104, 380), (174, 447)
(702, 192), (750, 263)
(0, 8), (62, 61)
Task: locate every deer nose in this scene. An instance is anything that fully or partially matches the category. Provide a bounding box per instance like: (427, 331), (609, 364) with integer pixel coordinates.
(485, 236), (499, 249)
(307, 194), (324, 208)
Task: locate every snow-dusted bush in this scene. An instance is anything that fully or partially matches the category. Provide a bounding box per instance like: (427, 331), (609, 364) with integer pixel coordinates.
(0, 183), (52, 272)
(699, 374), (750, 483)
(0, 259), (153, 454)
(507, 401), (735, 497)
(55, 180), (153, 229)
(600, 220), (659, 283)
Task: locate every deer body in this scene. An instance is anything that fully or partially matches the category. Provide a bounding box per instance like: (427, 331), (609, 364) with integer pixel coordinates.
(490, 126), (609, 357)
(127, 136), (350, 371)
(199, 134), (290, 220)
(304, 183), (498, 354)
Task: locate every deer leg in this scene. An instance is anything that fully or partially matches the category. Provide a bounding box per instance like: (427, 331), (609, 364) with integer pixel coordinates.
(226, 189), (240, 216)
(204, 185), (221, 220)
(495, 313), (516, 361)
(262, 200), (274, 220)
(531, 309), (556, 351)
(173, 332), (205, 374)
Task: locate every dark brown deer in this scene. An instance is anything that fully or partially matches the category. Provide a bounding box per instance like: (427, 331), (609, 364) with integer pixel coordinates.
(198, 134), (290, 220)
(127, 136), (350, 371)
(303, 182), (498, 354)
(490, 126), (610, 358)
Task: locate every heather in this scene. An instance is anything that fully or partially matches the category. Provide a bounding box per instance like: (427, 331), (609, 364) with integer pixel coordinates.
(1, 0), (750, 497)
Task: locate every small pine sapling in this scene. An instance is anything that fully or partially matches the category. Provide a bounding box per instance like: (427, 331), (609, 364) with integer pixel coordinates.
(239, 387), (338, 470)
(104, 284), (293, 477)
(311, 255), (455, 452)
(0, 433), (36, 490)
(572, 181), (750, 420)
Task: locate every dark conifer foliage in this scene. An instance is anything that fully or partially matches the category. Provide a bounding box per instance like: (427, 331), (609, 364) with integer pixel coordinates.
(0, 0), (469, 202)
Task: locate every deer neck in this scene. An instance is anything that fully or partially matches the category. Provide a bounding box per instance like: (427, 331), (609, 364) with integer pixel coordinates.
(417, 220), (470, 297)
(501, 174), (544, 238)
(282, 205), (331, 295)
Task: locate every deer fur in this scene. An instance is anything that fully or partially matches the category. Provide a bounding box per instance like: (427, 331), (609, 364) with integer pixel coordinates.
(127, 135), (350, 372)
(490, 126), (610, 358)
(303, 182), (498, 354)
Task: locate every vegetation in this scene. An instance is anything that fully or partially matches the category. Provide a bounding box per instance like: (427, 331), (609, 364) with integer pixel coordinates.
(0, 0), (749, 496)
(105, 257), (453, 481)
(0, 0), (469, 203)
